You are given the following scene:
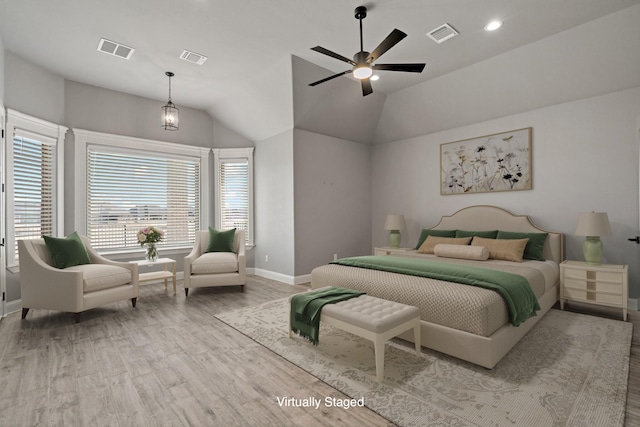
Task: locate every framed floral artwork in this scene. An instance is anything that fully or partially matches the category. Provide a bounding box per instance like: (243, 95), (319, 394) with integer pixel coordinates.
(440, 127), (532, 195)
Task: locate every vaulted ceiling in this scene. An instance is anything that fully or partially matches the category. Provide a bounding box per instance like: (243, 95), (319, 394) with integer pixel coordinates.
(1, 0), (639, 143)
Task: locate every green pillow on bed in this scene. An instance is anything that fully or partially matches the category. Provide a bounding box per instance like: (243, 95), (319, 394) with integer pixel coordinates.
(414, 229), (456, 250)
(455, 230), (498, 239)
(496, 231), (548, 261)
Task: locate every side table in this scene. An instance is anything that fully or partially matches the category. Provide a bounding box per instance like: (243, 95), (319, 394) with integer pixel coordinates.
(559, 260), (628, 321)
(130, 258), (177, 296)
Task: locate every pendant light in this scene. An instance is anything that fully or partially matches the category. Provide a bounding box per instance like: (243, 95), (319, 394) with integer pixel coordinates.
(161, 71), (179, 131)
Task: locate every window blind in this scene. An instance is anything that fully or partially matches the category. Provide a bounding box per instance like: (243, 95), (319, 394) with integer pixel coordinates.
(219, 159), (249, 243)
(12, 135), (55, 259)
(87, 148), (200, 250)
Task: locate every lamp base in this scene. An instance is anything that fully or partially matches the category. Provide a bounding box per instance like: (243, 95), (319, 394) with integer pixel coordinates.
(583, 236), (603, 264)
(388, 230), (401, 248)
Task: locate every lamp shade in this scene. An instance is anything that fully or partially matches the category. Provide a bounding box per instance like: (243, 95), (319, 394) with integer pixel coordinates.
(384, 214), (406, 231)
(575, 212), (612, 237)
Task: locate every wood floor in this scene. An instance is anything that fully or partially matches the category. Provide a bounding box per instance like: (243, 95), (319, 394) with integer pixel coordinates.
(0, 276), (637, 427)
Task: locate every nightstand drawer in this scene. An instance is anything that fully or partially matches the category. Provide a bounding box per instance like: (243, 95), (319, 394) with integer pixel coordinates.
(563, 287), (622, 305)
(563, 277), (622, 294)
(563, 268), (623, 284)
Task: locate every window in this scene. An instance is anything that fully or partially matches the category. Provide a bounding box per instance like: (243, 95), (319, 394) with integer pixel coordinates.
(74, 129), (209, 252)
(213, 148), (254, 246)
(6, 110), (67, 266)
(87, 149), (200, 250)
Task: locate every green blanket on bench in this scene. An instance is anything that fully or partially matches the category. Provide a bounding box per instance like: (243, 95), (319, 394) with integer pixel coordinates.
(290, 286), (365, 345)
(331, 256), (540, 326)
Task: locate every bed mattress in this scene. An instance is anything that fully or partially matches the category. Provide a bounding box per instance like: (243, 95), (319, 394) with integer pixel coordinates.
(310, 255), (559, 337)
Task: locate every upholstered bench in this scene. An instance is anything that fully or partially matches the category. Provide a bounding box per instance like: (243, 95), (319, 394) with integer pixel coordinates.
(289, 291), (421, 382)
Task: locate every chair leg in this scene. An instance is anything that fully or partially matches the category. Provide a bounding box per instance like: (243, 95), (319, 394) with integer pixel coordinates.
(74, 313), (81, 323)
(131, 297), (137, 308)
(21, 308), (29, 319)
(185, 288), (189, 297)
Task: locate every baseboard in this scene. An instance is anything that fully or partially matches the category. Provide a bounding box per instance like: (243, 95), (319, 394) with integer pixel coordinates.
(629, 298), (638, 311)
(4, 299), (22, 316)
(252, 268), (311, 286)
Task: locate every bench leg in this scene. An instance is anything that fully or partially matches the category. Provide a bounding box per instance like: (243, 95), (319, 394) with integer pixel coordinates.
(413, 319), (421, 356)
(374, 336), (385, 382)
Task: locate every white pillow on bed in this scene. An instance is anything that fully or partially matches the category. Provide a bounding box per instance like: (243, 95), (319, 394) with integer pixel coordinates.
(434, 244), (490, 261)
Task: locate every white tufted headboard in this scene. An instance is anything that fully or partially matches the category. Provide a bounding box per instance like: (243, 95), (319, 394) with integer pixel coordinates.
(429, 205), (563, 263)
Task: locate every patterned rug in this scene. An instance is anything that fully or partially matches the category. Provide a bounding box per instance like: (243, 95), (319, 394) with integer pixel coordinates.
(216, 299), (632, 427)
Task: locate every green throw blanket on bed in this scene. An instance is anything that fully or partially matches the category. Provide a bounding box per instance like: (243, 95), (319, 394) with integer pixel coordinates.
(290, 287), (365, 345)
(331, 256), (540, 326)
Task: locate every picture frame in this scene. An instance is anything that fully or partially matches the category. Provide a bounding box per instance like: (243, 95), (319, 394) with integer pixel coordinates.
(440, 127), (532, 195)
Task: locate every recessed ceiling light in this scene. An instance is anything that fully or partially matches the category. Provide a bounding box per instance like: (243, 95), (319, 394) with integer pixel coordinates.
(370, 74), (380, 81)
(484, 20), (503, 32)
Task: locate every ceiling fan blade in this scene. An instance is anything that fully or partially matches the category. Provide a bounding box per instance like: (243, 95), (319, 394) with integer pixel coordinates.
(361, 78), (373, 96)
(373, 63), (426, 73)
(311, 46), (356, 66)
(309, 70), (351, 86)
(367, 29), (407, 62)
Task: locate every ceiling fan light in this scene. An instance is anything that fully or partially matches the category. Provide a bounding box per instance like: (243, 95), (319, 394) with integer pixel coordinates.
(353, 65), (373, 80)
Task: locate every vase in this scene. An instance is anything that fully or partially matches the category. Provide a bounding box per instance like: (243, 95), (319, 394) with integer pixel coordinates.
(145, 243), (158, 262)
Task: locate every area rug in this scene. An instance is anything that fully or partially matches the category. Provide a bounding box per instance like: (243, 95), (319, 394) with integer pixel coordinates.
(215, 299), (632, 427)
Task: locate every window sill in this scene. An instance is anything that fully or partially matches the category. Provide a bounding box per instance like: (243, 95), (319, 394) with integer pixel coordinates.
(100, 245), (193, 260)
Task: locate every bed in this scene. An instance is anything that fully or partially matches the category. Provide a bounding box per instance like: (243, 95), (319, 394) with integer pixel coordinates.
(310, 205), (563, 368)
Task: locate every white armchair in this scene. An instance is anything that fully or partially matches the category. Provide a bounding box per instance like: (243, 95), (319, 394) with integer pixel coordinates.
(18, 236), (139, 323)
(183, 229), (246, 296)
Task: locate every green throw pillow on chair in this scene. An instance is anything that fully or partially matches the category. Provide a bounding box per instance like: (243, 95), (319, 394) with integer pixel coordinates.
(206, 227), (236, 253)
(43, 231), (92, 269)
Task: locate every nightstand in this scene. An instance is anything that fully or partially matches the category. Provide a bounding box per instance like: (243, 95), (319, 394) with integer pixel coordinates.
(374, 247), (414, 256)
(559, 260), (628, 321)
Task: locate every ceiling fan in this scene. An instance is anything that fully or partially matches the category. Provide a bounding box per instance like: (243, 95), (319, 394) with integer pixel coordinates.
(309, 5), (426, 96)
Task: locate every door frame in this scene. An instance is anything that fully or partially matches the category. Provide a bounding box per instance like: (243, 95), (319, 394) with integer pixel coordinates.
(0, 103), (6, 317)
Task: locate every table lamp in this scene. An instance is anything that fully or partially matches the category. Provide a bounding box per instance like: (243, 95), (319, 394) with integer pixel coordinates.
(384, 214), (406, 248)
(575, 211), (612, 264)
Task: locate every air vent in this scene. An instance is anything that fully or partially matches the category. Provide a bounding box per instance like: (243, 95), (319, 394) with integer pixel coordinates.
(427, 23), (459, 44)
(97, 38), (134, 59)
(180, 50), (208, 65)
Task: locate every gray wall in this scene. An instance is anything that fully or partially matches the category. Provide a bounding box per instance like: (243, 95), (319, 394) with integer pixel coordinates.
(5, 51), (65, 124)
(293, 129), (372, 275)
(64, 80), (214, 148)
(0, 35), (5, 102)
(372, 87), (640, 296)
(254, 130), (295, 276)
